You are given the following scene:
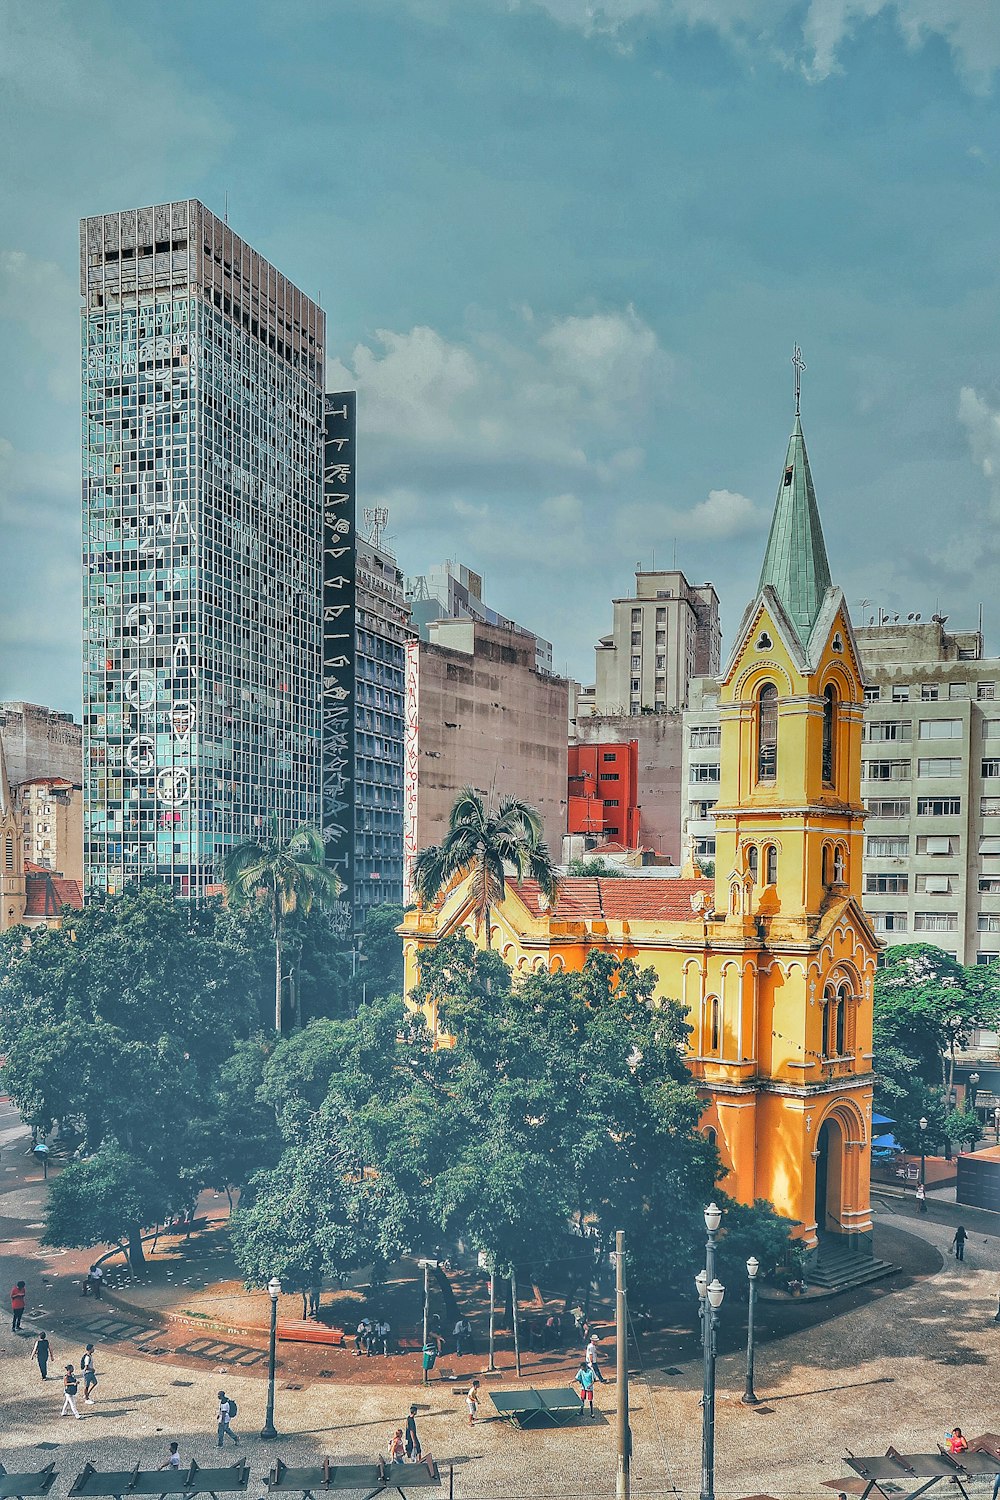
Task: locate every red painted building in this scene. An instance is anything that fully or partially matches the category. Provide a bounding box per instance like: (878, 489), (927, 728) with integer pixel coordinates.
(567, 741), (640, 848)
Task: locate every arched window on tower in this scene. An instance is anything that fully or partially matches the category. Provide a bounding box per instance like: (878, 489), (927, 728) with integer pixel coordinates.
(708, 995), (721, 1055)
(833, 845), (846, 883)
(836, 981), (850, 1056)
(757, 683), (778, 781)
(3, 833), (12, 873)
(822, 843), (831, 885)
(822, 684), (837, 784)
(822, 983), (836, 1056)
(747, 846), (758, 882)
(765, 844), (778, 885)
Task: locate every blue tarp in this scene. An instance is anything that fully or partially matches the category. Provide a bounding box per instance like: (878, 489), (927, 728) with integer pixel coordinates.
(872, 1112), (896, 1128)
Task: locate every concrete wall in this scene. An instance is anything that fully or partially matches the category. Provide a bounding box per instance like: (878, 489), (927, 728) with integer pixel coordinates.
(0, 703), (82, 787)
(574, 711), (684, 863)
(411, 622), (570, 859)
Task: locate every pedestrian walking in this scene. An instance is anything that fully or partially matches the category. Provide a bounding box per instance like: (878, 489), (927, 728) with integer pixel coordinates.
(916, 1183), (927, 1214)
(453, 1316), (472, 1356)
(216, 1390), (239, 1447)
(952, 1226), (968, 1262)
(81, 1344), (98, 1404)
(586, 1334), (607, 1383)
(10, 1280), (26, 1332)
(575, 1363), (596, 1418)
(388, 1429), (406, 1464)
(31, 1332), (50, 1380)
(61, 1364), (82, 1419)
(405, 1405), (422, 1462)
(158, 1442), (181, 1474)
(465, 1380), (480, 1426)
(308, 1281), (321, 1319)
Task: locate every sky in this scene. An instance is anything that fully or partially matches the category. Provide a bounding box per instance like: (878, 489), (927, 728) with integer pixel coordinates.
(1, 0), (1000, 711)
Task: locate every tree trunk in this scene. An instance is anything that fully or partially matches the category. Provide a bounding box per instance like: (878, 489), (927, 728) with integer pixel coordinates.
(432, 1264), (460, 1327)
(127, 1224), (146, 1269)
(484, 903), (492, 949)
(511, 1268), (522, 1378)
(274, 929), (283, 1034)
(488, 1269), (496, 1371)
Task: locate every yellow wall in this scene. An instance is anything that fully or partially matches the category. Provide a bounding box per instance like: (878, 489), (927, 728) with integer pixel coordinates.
(400, 586), (880, 1249)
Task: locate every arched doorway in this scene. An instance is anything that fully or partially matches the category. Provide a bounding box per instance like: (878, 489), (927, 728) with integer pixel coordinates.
(814, 1116), (845, 1236)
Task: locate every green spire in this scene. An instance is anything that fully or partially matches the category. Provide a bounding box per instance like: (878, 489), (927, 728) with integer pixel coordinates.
(757, 415), (832, 644)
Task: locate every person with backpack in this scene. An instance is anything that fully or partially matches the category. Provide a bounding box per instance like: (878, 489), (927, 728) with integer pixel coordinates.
(216, 1390), (239, 1447)
(81, 1344), (98, 1404)
(31, 1331), (51, 1380)
(61, 1364), (82, 1418)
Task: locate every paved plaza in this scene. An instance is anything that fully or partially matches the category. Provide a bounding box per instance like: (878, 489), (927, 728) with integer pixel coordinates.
(3, 1101), (1000, 1500)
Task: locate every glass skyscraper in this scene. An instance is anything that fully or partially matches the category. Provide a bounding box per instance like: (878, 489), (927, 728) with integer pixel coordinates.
(81, 201), (326, 898)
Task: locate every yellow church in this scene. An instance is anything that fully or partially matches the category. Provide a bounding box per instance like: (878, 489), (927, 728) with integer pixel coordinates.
(401, 397), (882, 1272)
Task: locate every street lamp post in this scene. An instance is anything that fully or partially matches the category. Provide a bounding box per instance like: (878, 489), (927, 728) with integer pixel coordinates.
(260, 1275), (281, 1439)
(994, 1104), (1000, 1143)
(741, 1256), (760, 1405)
(697, 1203), (725, 1500)
(969, 1072), (980, 1112)
(919, 1116), (928, 1187)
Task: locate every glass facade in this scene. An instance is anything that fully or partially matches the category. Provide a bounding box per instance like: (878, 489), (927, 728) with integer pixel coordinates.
(80, 201), (326, 898)
(353, 538), (410, 926)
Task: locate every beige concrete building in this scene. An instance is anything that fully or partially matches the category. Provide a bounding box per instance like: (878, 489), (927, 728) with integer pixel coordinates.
(402, 619), (569, 896)
(682, 615), (1000, 965)
(18, 777), (83, 884)
(586, 569), (720, 717)
(0, 702), (82, 786)
(571, 569), (720, 864)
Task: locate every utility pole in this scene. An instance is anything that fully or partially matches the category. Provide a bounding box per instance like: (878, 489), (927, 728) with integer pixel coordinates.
(511, 1268), (522, 1378)
(615, 1229), (630, 1500)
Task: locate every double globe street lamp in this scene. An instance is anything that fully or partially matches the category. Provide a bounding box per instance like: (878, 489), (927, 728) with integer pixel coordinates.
(696, 1203), (725, 1500)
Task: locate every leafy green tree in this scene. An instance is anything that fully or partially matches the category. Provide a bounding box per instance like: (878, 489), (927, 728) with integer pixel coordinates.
(411, 789), (558, 946)
(44, 1143), (164, 1268)
(567, 857), (625, 877)
(223, 819), (342, 1032)
(0, 885), (259, 1264)
(945, 1105), (981, 1154)
(356, 903), (405, 1000)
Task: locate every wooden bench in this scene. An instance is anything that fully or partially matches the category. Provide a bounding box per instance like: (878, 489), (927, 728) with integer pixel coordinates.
(277, 1321), (346, 1346)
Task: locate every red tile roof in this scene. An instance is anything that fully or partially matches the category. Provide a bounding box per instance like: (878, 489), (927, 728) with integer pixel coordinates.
(24, 869), (83, 918)
(512, 876), (714, 922)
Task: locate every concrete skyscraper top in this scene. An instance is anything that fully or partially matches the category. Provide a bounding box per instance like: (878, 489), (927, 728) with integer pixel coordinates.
(80, 200), (326, 899)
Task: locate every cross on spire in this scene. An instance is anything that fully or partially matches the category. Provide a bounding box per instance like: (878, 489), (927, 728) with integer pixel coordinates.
(792, 344), (806, 416)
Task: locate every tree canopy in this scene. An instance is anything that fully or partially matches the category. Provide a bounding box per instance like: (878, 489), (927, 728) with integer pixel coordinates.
(873, 943), (1000, 1151)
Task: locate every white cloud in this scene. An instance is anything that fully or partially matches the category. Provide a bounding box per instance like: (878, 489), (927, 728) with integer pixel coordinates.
(958, 386), (1000, 515)
(328, 305), (671, 481)
(511, 0), (1000, 91)
(676, 488), (765, 539)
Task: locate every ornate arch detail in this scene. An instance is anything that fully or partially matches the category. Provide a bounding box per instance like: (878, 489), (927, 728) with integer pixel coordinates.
(732, 659), (795, 700)
(816, 1095), (868, 1147)
(550, 954), (565, 973)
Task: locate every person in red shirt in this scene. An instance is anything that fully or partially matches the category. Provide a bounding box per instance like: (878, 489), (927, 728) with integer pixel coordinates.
(10, 1280), (26, 1332)
(947, 1428), (969, 1456)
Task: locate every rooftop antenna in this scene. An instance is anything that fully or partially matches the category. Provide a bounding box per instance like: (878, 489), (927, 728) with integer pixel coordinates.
(792, 344), (806, 417)
(224, 190), (229, 225)
(672, 536), (677, 569)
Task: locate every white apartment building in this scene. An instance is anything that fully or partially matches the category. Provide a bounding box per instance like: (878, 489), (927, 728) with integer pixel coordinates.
(682, 617), (1000, 963)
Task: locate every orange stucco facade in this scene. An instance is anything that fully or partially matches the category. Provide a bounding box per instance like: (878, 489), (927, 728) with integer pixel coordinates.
(401, 419), (880, 1251)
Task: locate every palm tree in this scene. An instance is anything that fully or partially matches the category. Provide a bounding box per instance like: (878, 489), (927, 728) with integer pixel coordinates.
(223, 818), (343, 1032)
(411, 788), (558, 947)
